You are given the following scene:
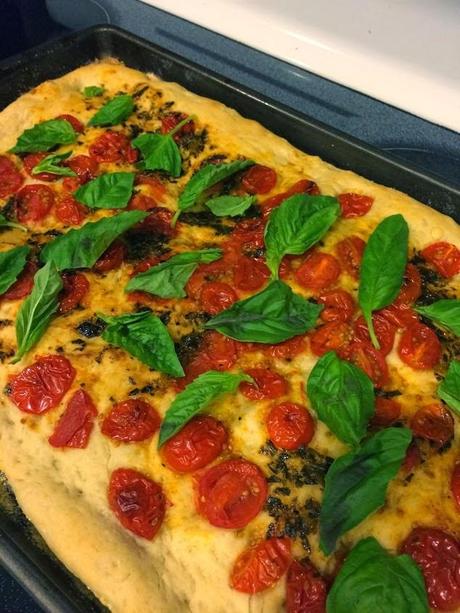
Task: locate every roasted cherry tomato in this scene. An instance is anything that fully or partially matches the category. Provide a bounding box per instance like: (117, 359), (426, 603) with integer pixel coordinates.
(179, 331), (238, 388)
(451, 462), (460, 511)
(59, 272), (89, 314)
(401, 440), (421, 474)
(23, 152), (59, 182)
(196, 458), (267, 529)
(48, 389), (97, 448)
(93, 240), (125, 273)
(261, 179), (320, 218)
(240, 368), (288, 400)
(233, 256), (270, 292)
(15, 184), (54, 223)
(108, 467), (166, 540)
(410, 403), (454, 446)
(347, 340), (389, 388)
(65, 154), (98, 183)
(421, 242), (460, 278)
(128, 193), (157, 211)
(378, 303), (419, 329)
(138, 206), (175, 237)
(241, 164), (277, 194)
(338, 192), (373, 218)
(2, 261), (37, 300)
(318, 289), (355, 323)
(372, 397), (401, 427)
(398, 323), (441, 370)
(62, 177), (81, 193)
(295, 252), (341, 292)
(230, 538), (291, 594)
(394, 263), (422, 304)
(161, 112), (195, 140)
(401, 527), (460, 611)
(231, 218), (265, 253)
(199, 281), (237, 315)
(163, 415), (227, 473)
(335, 235), (365, 279)
(8, 355), (75, 414)
(135, 174), (166, 202)
(101, 398), (161, 442)
(353, 314), (396, 356)
(310, 322), (353, 357)
(56, 113), (84, 133)
(267, 402), (315, 450)
(0, 155), (23, 197)
(89, 130), (138, 164)
(265, 334), (308, 360)
(55, 194), (87, 226)
(286, 559), (328, 613)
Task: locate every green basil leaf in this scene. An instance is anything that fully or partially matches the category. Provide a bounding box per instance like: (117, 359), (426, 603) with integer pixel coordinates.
(75, 172), (135, 209)
(438, 360), (460, 414)
(87, 94), (134, 127)
(174, 159), (254, 224)
(320, 427), (411, 554)
(205, 279), (322, 343)
(264, 194), (341, 278)
(133, 133), (181, 177)
(31, 151), (76, 177)
(0, 214), (27, 232)
(83, 85), (104, 97)
(10, 119), (77, 153)
(358, 215), (409, 348)
(13, 261), (62, 363)
(99, 310), (184, 377)
(125, 248), (222, 298)
(205, 194), (256, 217)
(158, 370), (251, 446)
(416, 299), (460, 336)
(40, 210), (147, 271)
(307, 351), (375, 447)
(327, 537), (428, 613)
(0, 245), (30, 294)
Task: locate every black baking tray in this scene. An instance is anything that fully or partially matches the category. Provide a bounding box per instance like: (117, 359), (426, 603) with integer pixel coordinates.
(0, 24), (459, 613)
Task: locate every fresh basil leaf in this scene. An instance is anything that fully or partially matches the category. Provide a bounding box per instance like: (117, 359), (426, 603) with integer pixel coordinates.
(87, 94), (134, 127)
(133, 133), (181, 177)
(0, 245), (30, 294)
(13, 261), (62, 363)
(327, 537), (428, 613)
(358, 215), (409, 348)
(320, 427), (411, 554)
(438, 360), (460, 414)
(174, 159), (254, 224)
(83, 85), (104, 97)
(416, 299), (460, 336)
(205, 194), (256, 217)
(0, 214), (26, 232)
(10, 119), (77, 153)
(307, 351), (375, 447)
(40, 210), (147, 271)
(75, 172), (135, 209)
(99, 310), (184, 377)
(205, 279), (322, 343)
(158, 370), (251, 446)
(264, 194), (341, 278)
(125, 248), (222, 298)
(31, 151), (76, 177)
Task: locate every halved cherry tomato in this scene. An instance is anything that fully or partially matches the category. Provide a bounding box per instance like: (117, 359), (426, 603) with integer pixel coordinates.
(161, 112), (195, 140)
(451, 462), (460, 511)
(55, 194), (87, 226)
(233, 256), (269, 292)
(261, 179), (320, 218)
(0, 155), (23, 197)
(186, 259), (229, 300)
(335, 235), (365, 279)
(2, 262), (37, 300)
(265, 334), (308, 359)
(401, 527), (460, 611)
(421, 242), (460, 278)
(230, 538), (291, 594)
(93, 240), (125, 273)
(347, 340), (389, 388)
(15, 184), (54, 223)
(101, 398), (161, 442)
(378, 303), (419, 329)
(59, 272), (89, 314)
(65, 155), (98, 183)
(372, 397), (401, 427)
(286, 560), (328, 613)
(163, 415), (227, 473)
(231, 218), (265, 253)
(179, 331), (238, 388)
(56, 114), (84, 133)
(108, 467), (166, 540)
(394, 264), (422, 304)
(310, 322), (353, 357)
(23, 152), (59, 182)
(295, 252), (341, 292)
(9, 355), (75, 414)
(267, 402), (315, 450)
(135, 174), (166, 202)
(138, 206), (175, 237)
(128, 193), (157, 211)
(241, 164), (277, 194)
(353, 314), (396, 356)
(48, 389), (97, 448)
(200, 281), (237, 315)
(401, 440), (421, 474)
(410, 403), (454, 445)
(318, 289), (355, 323)
(89, 130), (138, 164)
(196, 458), (267, 529)
(240, 368), (288, 400)
(338, 192), (373, 218)
(398, 323), (441, 370)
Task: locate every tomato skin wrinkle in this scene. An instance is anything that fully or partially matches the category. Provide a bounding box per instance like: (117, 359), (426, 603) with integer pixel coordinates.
(59, 272), (89, 314)
(48, 389), (97, 448)
(230, 538), (291, 594)
(318, 289), (355, 323)
(286, 559), (327, 613)
(240, 368), (287, 401)
(89, 130), (137, 163)
(200, 281), (237, 315)
(410, 403), (454, 446)
(101, 398), (161, 442)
